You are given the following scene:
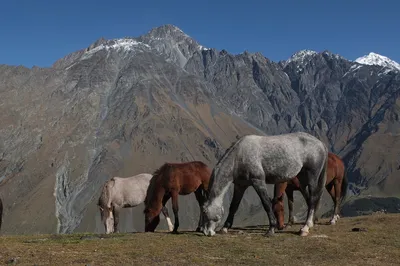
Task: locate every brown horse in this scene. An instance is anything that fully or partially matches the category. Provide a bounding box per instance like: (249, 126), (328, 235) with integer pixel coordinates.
(273, 152), (348, 229)
(144, 161), (211, 233)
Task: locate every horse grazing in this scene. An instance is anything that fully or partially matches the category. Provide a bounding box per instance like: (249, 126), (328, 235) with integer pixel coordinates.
(98, 173), (173, 234)
(273, 152), (348, 229)
(143, 161), (211, 233)
(201, 132), (328, 237)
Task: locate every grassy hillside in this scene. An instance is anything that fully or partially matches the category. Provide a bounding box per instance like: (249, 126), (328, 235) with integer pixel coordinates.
(0, 213), (399, 265)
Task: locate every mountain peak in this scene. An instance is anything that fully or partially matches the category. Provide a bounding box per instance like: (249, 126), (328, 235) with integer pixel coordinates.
(283, 50), (318, 67)
(355, 52), (400, 71)
(136, 24), (208, 68)
(144, 24), (192, 41)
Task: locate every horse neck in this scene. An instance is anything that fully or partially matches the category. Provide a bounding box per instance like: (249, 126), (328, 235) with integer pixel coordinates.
(145, 179), (165, 212)
(207, 145), (237, 205)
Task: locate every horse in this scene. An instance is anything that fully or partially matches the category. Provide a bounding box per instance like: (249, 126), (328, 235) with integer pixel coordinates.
(272, 152), (348, 229)
(97, 173), (173, 234)
(143, 161), (211, 233)
(201, 132), (328, 237)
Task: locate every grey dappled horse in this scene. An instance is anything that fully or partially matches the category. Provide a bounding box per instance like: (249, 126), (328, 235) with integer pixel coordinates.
(98, 173), (173, 234)
(201, 132), (328, 237)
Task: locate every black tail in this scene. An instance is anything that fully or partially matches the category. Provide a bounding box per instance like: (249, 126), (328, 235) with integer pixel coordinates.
(340, 170), (349, 207)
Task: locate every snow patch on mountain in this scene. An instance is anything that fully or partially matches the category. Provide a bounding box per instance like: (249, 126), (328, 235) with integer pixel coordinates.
(355, 52), (400, 71)
(82, 39), (150, 59)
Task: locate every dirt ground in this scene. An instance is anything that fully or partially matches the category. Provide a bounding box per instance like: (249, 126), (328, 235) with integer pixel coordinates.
(0, 213), (399, 265)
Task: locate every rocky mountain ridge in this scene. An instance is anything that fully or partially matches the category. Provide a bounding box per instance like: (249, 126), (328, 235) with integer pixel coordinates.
(0, 24), (399, 235)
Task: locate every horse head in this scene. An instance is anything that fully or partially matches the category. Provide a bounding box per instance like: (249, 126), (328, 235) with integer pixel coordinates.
(202, 202), (224, 236)
(144, 207), (160, 232)
(99, 205), (114, 234)
(272, 197), (285, 230)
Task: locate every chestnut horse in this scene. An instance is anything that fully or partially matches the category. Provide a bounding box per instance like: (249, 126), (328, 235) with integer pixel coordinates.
(273, 152), (348, 229)
(144, 161), (211, 233)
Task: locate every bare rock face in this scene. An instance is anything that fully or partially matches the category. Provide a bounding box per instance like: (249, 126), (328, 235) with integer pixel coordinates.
(0, 24), (400, 234)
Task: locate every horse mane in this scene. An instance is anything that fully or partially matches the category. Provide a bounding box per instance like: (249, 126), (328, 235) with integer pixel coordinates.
(98, 177), (115, 208)
(206, 136), (247, 195)
(215, 136), (248, 166)
(143, 163), (171, 212)
(151, 163), (169, 178)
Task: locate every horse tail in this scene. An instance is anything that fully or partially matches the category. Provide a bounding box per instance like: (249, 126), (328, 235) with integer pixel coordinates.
(313, 147), (328, 209)
(319, 148), (329, 191)
(98, 177), (115, 209)
(340, 169), (348, 207)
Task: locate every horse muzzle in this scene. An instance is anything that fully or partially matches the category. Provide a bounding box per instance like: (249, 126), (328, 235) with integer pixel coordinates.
(202, 227), (216, 237)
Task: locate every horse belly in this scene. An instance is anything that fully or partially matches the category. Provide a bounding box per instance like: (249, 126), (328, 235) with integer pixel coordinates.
(178, 187), (197, 195)
(262, 160), (302, 184)
(121, 192), (145, 207)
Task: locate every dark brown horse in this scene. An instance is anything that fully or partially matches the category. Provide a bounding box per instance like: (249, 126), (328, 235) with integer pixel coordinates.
(144, 161), (211, 233)
(273, 152), (348, 229)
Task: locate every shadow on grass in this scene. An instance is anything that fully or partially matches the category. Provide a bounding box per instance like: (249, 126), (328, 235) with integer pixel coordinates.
(22, 222), (334, 243)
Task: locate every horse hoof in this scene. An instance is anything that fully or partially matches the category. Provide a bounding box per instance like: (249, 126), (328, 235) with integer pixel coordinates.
(221, 228), (228, 234)
(195, 227), (201, 232)
(171, 231), (179, 234)
(264, 231), (275, 237)
(299, 230), (309, 237)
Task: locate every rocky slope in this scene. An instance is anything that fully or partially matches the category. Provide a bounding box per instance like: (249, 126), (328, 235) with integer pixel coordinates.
(0, 24), (399, 234)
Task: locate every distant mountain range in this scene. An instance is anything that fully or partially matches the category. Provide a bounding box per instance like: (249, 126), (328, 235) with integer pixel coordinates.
(0, 24), (399, 235)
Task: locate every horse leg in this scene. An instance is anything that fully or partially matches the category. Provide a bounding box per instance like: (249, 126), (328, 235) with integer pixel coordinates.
(252, 179), (277, 236)
(330, 179), (341, 225)
(171, 191), (180, 234)
(161, 194), (174, 232)
(286, 186), (295, 228)
(299, 167), (326, 237)
(113, 207), (120, 234)
(221, 184), (248, 234)
(194, 188), (207, 232)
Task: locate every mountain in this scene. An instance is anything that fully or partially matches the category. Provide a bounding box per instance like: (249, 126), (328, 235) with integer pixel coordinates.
(1, 24), (400, 235)
(355, 52), (400, 72)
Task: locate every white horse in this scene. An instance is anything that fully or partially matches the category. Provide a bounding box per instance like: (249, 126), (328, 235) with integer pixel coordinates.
(201, 132), (328, 237)
(98, 173), (174, 234)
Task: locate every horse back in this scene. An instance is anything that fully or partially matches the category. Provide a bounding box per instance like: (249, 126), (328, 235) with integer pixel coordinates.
(155, 161), (211, 194)
(111, 174), (152, 206)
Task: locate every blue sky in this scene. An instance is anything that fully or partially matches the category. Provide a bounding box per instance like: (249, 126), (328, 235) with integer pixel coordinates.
(1, 0), (398, 67)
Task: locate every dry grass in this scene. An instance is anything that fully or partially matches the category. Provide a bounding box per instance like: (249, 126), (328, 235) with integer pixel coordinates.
(0, 214), (399, 265)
